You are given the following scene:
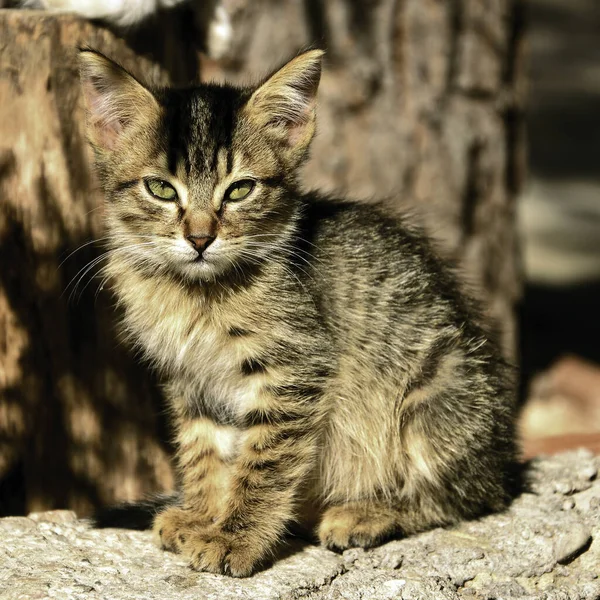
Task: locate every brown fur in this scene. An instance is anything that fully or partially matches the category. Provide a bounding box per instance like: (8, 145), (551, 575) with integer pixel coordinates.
(81, 49), (519, 577)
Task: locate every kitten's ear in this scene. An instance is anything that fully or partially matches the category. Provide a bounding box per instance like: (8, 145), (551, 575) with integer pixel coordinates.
(243, 49), (323, 157)
(79, 49), (160, 151)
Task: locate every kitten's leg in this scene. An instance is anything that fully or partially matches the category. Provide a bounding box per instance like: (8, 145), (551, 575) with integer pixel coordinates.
(154, 416), (232, 553)
(318, 500), (434, 552)
(318, 501), (401, 552)
(177, 400), (320, 577)
(319, 401), (516, 553)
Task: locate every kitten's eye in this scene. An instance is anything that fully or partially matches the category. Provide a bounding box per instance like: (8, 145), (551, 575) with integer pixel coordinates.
(144, 178), (178, 201)
(225, 179), (255, 202)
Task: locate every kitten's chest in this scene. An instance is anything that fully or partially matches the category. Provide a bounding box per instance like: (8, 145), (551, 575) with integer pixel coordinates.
(117, 275), (261, 413)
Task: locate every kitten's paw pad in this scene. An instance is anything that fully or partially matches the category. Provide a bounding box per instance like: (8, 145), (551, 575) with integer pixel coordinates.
(318, 505), (397, 552)
(153, 507), (208, 553)
(183, 528), (260, 578)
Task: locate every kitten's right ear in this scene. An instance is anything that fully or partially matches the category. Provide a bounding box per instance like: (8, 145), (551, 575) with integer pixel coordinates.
(78, 49), (160, 151)
(242, 49), (324, 162)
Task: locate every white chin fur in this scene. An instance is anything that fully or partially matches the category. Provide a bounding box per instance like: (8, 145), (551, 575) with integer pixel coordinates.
(178, 258), (226, 282)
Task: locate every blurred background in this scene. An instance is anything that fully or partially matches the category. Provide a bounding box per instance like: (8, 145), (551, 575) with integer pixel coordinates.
(518, 0), (600, 457)
(0, 0), (598, 516)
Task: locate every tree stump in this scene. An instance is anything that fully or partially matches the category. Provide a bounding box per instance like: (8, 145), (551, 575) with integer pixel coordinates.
(210, 0), (525, 355)
(0, 9), (200, 516)
(0, 1), (525, 515)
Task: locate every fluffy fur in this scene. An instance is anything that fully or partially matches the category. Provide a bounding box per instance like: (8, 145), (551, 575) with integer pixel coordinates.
(80, 49), (519, 577)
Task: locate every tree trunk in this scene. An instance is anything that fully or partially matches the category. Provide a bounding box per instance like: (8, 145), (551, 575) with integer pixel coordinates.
(0, 1), (525, 515)
(210, 0), (526, 355)
(0, 9), (200, 516)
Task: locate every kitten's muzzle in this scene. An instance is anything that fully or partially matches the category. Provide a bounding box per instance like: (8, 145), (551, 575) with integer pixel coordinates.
(186, 234), (215, 255)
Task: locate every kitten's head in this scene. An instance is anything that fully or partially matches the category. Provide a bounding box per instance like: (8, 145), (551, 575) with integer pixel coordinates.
(79, 49), (322, 282)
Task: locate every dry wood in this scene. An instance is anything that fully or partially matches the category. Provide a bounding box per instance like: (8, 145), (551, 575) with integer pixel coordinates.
(0, 9), (200, 515)
(212, 0), (526, 353)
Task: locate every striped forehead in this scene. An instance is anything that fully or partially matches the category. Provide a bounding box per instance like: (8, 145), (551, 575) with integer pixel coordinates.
(180, 88), (237, 178)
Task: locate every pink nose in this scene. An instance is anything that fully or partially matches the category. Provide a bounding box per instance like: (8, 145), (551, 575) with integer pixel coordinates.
(186, 235), (215, 254)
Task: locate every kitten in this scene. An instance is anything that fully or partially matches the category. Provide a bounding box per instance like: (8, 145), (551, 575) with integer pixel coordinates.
(80, 48), (519, 577)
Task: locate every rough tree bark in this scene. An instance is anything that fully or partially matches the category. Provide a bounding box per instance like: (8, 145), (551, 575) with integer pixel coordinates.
(0, 9), (200, 516)
(0, 1), (525, 515)
(209, 0), (525, 352)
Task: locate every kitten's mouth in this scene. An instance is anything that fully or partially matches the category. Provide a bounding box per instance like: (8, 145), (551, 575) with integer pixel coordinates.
(189, 253), (216, 270)
(182, 252), (225, 281)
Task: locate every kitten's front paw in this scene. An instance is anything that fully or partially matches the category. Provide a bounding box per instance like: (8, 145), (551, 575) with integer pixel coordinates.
(153, 506), (210, 553)
(183, 527), (263, 577)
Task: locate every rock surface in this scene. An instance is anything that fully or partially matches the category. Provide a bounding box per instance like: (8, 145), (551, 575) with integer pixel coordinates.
(3, 451), (600, 600)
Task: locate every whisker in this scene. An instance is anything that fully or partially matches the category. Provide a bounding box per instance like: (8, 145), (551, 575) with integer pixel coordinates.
(57, 236), (113, 269)
(63, 241), (162, 303)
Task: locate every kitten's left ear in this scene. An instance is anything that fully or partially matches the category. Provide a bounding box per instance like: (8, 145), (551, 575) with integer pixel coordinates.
(79, 49), (161, 152)
(243, 49), (324, 160)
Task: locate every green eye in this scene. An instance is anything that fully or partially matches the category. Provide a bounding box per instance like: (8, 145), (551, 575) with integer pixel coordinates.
(225, 179), (255, 202)
(145, 178), (178, 201)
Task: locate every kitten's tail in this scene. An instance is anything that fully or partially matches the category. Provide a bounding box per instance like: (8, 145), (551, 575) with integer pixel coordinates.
(92, 491), (181, 530)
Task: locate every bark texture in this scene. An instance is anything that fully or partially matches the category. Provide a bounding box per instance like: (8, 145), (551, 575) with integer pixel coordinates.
(211, 0), (526, 353)
(0, 1), (524, 514)
(0, 9), (200, 516)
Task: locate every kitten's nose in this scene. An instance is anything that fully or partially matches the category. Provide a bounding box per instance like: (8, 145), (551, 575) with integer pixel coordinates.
(186, 234), (215, 254)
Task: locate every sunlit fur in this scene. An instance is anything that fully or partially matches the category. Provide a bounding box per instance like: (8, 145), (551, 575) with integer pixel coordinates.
(81, 49), (519, 578)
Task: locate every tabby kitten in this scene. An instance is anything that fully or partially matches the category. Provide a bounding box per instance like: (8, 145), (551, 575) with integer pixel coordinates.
(80, 49), (518, 577)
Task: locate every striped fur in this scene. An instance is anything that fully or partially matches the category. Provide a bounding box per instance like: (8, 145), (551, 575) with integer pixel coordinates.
(80, 49), (519, 577)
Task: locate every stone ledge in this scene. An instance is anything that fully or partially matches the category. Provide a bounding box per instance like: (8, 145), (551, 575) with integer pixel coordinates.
(3, 451), (599, 600)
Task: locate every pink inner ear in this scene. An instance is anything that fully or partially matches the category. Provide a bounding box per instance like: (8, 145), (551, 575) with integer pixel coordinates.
(260, 93), (316, 148)
(92, 114), (124, 150)
(287, 120), (309, 146)
(83, 78), (125, 151)
(284, 98), (315, 147)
